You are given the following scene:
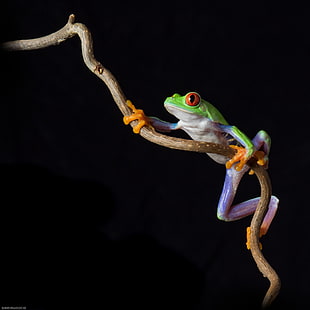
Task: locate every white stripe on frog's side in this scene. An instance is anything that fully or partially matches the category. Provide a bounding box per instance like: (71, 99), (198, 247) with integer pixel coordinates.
(169, 106), (229, 164)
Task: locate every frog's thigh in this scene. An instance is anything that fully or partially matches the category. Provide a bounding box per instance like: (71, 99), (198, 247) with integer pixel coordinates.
(252, 130), (271, 154)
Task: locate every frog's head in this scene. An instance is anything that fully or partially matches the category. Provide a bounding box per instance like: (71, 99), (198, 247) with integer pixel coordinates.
(164, 92), (228, 124)
(164, 92), (208, 118)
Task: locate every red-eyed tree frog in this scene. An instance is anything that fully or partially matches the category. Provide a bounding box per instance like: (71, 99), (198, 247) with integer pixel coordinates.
(124, 92), (279, 248)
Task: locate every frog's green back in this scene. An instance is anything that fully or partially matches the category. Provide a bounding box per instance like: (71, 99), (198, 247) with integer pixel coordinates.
(201, 99), (229, 125)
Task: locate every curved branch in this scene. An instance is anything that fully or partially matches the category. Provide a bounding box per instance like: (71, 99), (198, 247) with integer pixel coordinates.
(1, 14), (280, 307)
(250, 164), (281, 307)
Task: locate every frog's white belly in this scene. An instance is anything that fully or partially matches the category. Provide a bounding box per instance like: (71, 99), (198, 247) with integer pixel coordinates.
(178, 118), (228, 164)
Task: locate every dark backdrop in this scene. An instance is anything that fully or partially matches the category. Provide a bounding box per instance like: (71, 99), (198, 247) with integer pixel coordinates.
(1, 1), (309, 309)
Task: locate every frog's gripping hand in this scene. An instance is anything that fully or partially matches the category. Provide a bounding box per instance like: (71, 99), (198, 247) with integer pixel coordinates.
(225, 145), (249, 171)
(226, 146), (268, 173)
(123, 100), (151, 133)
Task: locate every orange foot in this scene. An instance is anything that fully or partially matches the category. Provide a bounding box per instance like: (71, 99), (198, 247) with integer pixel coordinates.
(247, 150), (269, 175)
(253, 150), (268, 167)
(226, 147), (269, 174)
(246, 226), (265, 250)
(225, 145), (248, 171)
(123, 100), (150, 134)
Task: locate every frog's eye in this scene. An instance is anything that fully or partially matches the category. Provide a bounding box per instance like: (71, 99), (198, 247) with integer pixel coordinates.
(185, 92), (201, 106)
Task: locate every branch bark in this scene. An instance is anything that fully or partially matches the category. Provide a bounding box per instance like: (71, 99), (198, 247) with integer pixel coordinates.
(1, 14), (280, 307)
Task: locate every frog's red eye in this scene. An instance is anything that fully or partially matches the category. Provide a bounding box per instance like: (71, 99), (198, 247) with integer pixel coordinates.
(185, 92), (201, 106)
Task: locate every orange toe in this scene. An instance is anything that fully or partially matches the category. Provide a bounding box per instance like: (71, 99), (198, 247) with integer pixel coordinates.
(225, 145), (248, 171)
(246, 226), (263, 250)
(123, 100), (150, 133)
(254, 150), (268, 167)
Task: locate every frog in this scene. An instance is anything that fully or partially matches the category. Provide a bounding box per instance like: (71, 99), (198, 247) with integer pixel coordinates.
(124, 92), (279, 248)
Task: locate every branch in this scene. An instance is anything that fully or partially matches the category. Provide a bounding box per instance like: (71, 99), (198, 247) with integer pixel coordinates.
(250, 164), (281, 307)
(1, 14), (280, 307)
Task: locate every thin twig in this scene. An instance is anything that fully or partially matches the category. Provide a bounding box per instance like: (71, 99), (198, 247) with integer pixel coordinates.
(1, 14), (280, 307)
(250, 163), (281, 307)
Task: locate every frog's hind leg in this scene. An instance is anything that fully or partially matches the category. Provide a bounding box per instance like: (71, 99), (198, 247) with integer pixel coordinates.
(252, 130), (271, 156)
(217, 166), (279, 235)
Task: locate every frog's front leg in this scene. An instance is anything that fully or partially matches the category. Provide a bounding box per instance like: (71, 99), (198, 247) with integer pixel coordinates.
(123, 100), (151, 133)
(219, 124), (255, 171)
(221, 125), (271, 171)
(123, 100), (179, 133)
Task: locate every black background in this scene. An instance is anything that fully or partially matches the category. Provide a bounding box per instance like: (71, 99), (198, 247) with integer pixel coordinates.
(0, 1), (309, 309)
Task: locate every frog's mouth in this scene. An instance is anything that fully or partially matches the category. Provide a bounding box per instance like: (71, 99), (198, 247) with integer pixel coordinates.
(164, 103), (203, 122)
